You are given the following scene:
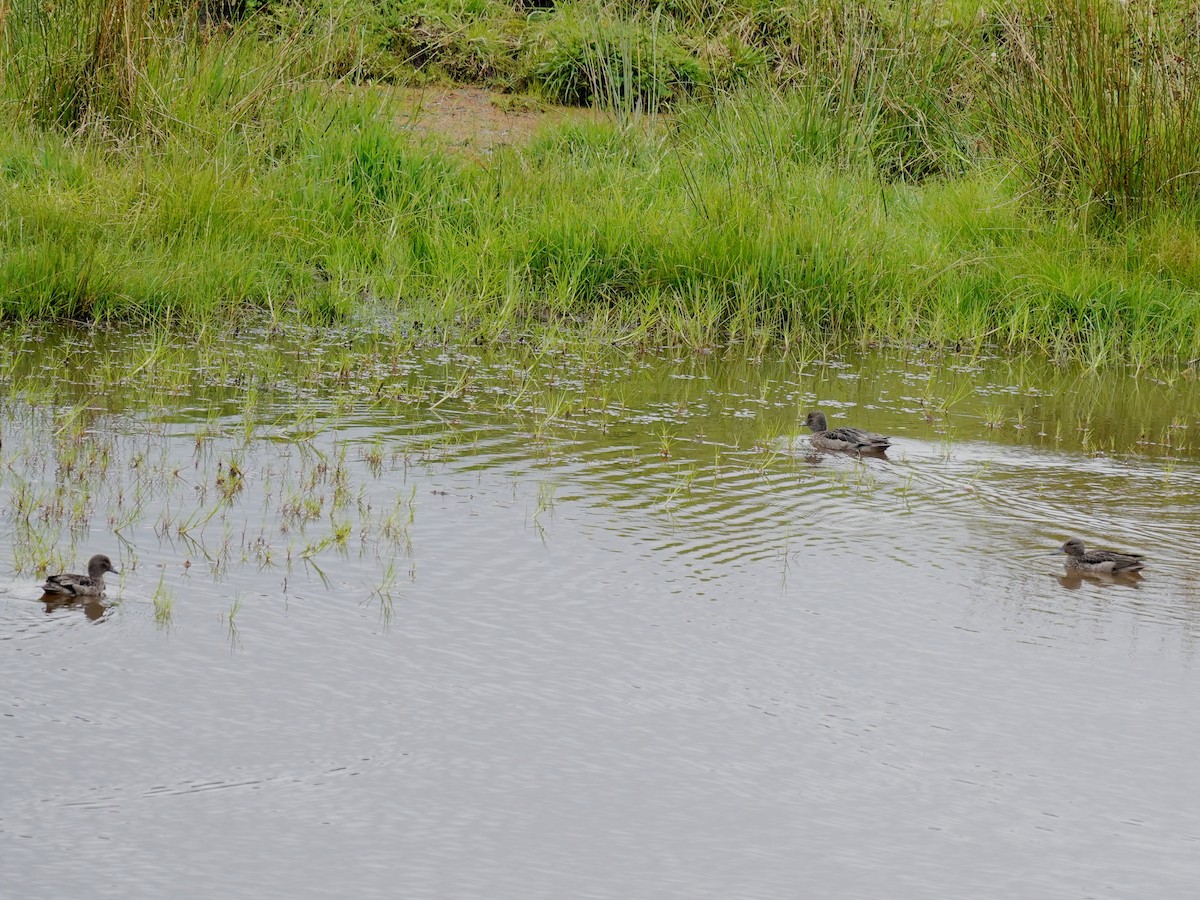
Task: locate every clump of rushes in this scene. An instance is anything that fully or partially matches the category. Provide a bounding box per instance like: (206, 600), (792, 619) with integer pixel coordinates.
(986, 0), (1200, 224)
(528, 8), (708, 110)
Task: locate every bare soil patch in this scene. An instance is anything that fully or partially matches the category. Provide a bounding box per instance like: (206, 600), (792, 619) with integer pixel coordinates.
(393, 86), (605, 157)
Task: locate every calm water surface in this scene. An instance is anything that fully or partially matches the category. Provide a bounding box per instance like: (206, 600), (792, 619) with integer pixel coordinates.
(3, 327), (1200, 899)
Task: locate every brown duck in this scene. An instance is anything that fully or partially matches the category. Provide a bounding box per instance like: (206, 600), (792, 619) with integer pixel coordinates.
(804, 411), (891, 453)
(1057, 538), (1145, 575)
(40, 554), (119, 597)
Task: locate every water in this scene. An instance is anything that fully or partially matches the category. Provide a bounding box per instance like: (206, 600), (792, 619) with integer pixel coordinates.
(3, 327), (1200, 899)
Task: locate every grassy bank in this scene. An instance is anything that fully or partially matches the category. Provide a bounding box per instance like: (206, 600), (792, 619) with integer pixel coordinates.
(3, 0), (1200, 366)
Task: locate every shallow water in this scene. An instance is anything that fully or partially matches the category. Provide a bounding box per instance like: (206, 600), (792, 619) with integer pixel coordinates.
(3, 327), (1200, 899)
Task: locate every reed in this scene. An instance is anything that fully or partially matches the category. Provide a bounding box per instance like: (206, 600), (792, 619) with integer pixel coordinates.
(986, 0), (1200, 223)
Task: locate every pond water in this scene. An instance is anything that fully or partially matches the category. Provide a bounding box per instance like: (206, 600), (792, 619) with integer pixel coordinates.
(3, 326), (1200, 899)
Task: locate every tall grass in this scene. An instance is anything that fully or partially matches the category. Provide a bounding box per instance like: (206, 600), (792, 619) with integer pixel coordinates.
(1, 0), (346, 139)
(531, 7), (707, 112)
(987, 1), (1200, 222)
(2, 0), (1200, 367)
(2, 0), (150, 131)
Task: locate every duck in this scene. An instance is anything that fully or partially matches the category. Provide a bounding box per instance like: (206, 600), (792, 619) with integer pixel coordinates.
(39, 554), (119, 597)
(804, 411), (891, 453)
(1056, 538), (1145, 574)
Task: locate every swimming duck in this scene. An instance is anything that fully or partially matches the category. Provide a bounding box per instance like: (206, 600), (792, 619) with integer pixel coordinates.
(39, 554), (119, 597)
(1057, 538), (1145, 574)
(804, 411), (891, 453)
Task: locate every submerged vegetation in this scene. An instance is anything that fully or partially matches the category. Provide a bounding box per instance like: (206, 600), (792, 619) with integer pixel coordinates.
(3, 0), (1200, 365)
(4, 323), (1198, 620)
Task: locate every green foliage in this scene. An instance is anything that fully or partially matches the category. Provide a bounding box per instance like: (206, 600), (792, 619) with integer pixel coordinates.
(3, 0), (1200, 367)
(1, 0), (152, 132)
(375, 0), (524, 84)
(529, 9), (708, 109)
(985, 0), (1200, 222)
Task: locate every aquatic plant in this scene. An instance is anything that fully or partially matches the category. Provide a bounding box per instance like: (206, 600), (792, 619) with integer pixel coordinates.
(225, 593), (245, 644)
(153, 572), (175, 627)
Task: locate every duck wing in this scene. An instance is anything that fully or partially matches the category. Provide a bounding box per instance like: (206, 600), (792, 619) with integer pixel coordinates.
(41, 574), (83, 596)
(828, 426), (891, 449)
(1083, 549), (1145, 571)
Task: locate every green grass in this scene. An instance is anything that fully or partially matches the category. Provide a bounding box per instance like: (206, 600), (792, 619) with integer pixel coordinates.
(986, 1), (1200, 222)
(3, 0), (1200, 366)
